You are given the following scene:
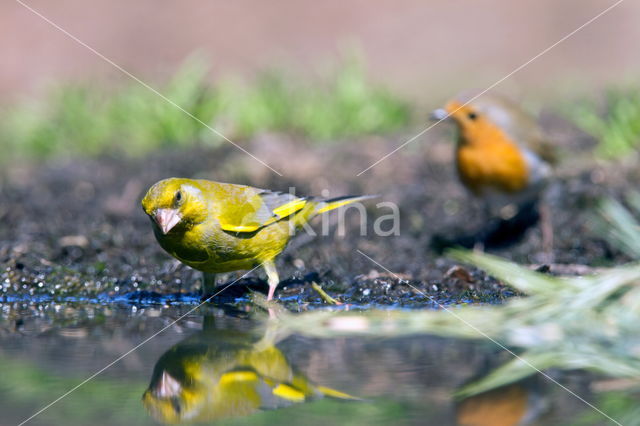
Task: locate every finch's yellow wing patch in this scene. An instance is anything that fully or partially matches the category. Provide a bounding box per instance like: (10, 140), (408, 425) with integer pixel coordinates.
(271, 198), (308, 219)
(218, 189), (309, 233)
(219, 371), (260, 385)
(271, 384), (306, 402)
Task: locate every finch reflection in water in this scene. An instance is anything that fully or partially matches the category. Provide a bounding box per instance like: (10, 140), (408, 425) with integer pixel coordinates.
(142, 317), (357, 423)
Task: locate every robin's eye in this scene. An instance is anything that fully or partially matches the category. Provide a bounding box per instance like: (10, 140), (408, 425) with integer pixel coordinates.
(467, 112), (478, 120)
(175, 191), (182, 203)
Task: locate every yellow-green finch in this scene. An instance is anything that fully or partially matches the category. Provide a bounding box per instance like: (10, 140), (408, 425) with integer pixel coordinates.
(141, 178), (372, 300)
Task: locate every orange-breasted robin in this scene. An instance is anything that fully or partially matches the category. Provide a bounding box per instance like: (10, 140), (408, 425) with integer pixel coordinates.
(431, 92), (555, 252)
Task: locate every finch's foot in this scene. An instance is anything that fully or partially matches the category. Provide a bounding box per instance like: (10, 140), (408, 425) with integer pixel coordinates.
(264, 260), (280, 301)
(267, 285), (276, 301)
(202, 272), (217, 302)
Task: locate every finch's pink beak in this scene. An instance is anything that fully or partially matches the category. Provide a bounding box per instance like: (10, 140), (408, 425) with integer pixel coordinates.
(154, 371), (181, 398)
(154, 208), (182, 234)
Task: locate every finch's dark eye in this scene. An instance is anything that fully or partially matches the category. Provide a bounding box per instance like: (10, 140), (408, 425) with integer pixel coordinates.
(467, 112), (478, 120)
(175, 190), (182, 202)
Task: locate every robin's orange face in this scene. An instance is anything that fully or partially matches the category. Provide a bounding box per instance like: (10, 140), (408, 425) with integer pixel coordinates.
(443, 100), (504, 147)
(444, 101), (484, 131)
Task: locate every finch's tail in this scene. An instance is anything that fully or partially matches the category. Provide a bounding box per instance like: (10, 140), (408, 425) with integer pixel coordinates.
(314, 195), (378, 214)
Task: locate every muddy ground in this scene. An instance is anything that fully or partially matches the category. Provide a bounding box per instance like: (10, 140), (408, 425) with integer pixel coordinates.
(1, 114), (637, 308)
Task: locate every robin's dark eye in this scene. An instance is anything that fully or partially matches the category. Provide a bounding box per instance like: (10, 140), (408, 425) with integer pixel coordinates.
(467, 112), (478, 120)
(175, 190), (182, 202)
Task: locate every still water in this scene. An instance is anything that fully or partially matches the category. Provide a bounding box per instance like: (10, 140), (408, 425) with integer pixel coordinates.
(0, 301), (620, 425)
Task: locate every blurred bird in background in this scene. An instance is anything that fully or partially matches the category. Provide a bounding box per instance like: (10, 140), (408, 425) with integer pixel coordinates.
(431, 92), (555, 255)
(142, 317), (358, 423)
(142, 178), (373, 300)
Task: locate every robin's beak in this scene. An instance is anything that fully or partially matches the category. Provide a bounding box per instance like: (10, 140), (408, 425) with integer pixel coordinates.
(154, 208), (182, 234)
(430, 108), (450, 121)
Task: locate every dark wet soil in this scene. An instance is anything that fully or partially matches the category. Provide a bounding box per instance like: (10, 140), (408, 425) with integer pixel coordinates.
(1, 115), (636, 308)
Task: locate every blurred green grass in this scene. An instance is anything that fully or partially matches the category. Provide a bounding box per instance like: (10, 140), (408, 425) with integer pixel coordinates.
(0, 56), (411, 164)
(565, 88), (640, 159)
(593, 191), (640, 259)
(7, 53), (640, 165)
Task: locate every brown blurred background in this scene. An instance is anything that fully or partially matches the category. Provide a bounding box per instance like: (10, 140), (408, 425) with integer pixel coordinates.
(2, 0), (637, 101)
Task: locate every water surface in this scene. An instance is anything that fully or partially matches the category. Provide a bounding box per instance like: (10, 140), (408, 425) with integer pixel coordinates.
(0, 300), (620, 425)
